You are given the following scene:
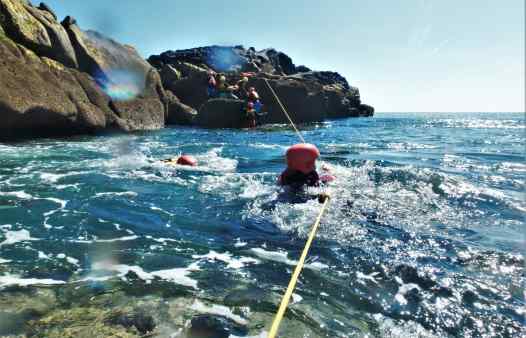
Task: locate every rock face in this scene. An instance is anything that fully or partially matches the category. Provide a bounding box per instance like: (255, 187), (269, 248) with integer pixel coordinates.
(0, 0), (168, 140)
(196, 99), (247, 128)
(148, 45), (374, 127)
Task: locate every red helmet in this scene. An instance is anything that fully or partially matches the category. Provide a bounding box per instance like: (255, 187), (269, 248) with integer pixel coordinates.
(286, 143), (320, 174)
(176, 155), (198, 166)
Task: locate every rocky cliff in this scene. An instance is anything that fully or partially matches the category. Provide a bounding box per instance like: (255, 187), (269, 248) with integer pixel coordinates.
(0, 0), (373, 141)
(148, 46), (374, 128)
(0, 0), (176, 140)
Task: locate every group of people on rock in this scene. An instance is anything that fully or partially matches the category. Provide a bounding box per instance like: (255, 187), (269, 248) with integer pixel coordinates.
(206, 70), (264, 128)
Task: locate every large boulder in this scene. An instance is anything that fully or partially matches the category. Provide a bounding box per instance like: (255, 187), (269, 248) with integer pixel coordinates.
(247, 76), (327, 124)
(0, 0), (77, 68)
(163, 90), (197, 125)
(196, 99), (247, 128)
(0, 36), (109, 140)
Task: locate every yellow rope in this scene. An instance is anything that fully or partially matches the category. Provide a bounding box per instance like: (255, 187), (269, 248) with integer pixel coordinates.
(267, 196), (330, 338)
(263, 78), (306, 144)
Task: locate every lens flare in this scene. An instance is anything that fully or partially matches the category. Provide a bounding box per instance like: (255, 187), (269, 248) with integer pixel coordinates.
(95, 69), (144, 101)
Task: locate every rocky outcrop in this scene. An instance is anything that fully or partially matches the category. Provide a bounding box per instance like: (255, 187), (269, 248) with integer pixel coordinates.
(148, 45), (374, 127)
(0, 0), (77, 67)
(0, 0), (169, 140)
(0, 0), (373, 140)
(163, 90), (197, 125)
(0, 36), (109, 140)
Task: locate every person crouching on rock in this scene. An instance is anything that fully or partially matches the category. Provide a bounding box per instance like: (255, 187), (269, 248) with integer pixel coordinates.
(217, 75), (239, 99)
(236, 76), (249, 99)
(245, 102), (257, 129)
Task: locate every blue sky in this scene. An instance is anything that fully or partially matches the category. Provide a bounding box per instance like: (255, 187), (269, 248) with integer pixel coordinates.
(45, 0), (524, 112)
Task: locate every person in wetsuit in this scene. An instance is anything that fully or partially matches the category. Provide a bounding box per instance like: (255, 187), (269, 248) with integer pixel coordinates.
(278, 143), (332, 202)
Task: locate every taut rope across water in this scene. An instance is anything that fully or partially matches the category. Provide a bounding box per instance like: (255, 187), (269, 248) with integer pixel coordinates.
(263, 78), (331, 338)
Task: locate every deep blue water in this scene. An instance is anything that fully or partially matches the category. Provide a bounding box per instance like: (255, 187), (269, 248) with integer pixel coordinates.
(0, 113), (524, 337)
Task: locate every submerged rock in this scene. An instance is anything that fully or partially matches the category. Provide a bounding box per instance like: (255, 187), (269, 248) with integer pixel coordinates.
(187, 314), (248, 338)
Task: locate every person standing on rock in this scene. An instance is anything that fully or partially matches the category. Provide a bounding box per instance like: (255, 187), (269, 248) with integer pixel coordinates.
(245, 102), (257, 129)
(207, 70), (217, 98)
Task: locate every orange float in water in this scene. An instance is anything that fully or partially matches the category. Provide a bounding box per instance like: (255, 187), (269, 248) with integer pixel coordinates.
(176, 155), (198, 166)
(286, 143), (320, 174)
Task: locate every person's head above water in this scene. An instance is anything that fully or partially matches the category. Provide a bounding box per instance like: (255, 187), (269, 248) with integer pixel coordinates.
(285, 143), (320, 174)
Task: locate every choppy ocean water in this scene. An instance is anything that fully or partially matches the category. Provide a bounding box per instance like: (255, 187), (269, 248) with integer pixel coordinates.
(0, 112), (524, 337)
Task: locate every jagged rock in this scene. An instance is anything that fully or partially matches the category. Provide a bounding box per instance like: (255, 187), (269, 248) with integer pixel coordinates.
(164, 90), (197, 125)
(159, 63), (182, 84)
(0, 0), (77, 68)
(0, 37), (109, 140)
(196, 99), (247, 128)
(23, 5), (78, 68)
(0, 0), (51, 49)
(37, 2), (56, 20)
(296, 65), (311, 73)
(188, 314), (248, 338)
(105, 309), (156, 334)
(359, 103), (374, 117)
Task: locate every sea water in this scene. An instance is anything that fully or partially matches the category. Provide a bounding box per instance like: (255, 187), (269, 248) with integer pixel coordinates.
(0, 113), (524, 337)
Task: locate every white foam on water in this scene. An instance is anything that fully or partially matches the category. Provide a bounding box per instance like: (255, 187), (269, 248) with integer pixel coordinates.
(94, 191), (138, 198)
(199, 173), (276, 202)
(38, 251), (50, 259)
(291, 293), (303, 304)
(394, 277), (421, 306)
(356, 271), (380, 285)
(0, 258), (11, 264)
(372, 313), (440, 338)
(192, 250), (259, 269)
(0, 229), (37, 247)
(56, 253), (79, 266)
(40, 172), (75, 184)
(149, 206), (176, 217)
(88, 260), (200, 289)
(250, 248), (328, 271)
(72, 235), (139, 244)
(234, 238), (247, 247)
(0, 274), (66, 288)
(0, 191), (32, 199)
(249, 143), (287, 150)
(190, 300), (248, 325)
